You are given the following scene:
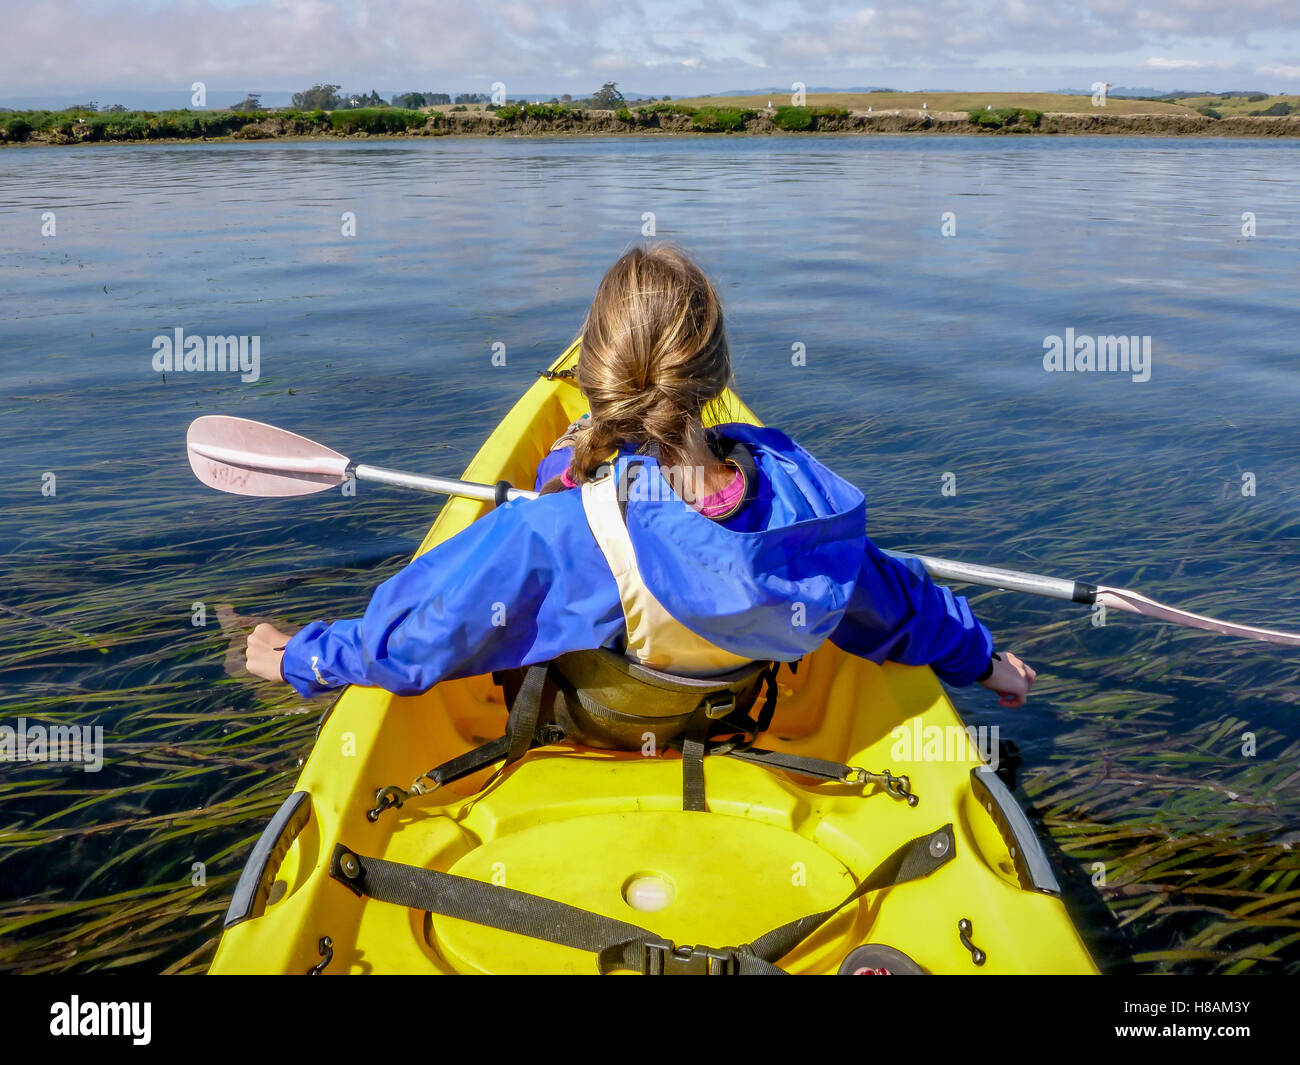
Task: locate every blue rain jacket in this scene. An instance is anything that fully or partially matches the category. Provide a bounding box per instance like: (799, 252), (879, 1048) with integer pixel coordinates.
(281, 424), (993, 697)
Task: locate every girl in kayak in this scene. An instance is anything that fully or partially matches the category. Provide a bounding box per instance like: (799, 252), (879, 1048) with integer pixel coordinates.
(246, 245), (1035, 707)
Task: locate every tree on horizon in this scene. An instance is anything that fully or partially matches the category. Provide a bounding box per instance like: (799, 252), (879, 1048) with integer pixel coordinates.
(292, 84), (342, 109)
(590, 82), (625, 109)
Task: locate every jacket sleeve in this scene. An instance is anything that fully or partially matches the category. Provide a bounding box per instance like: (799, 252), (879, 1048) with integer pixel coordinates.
(280, 494), (625, 697)
(829, 537), (994, 686)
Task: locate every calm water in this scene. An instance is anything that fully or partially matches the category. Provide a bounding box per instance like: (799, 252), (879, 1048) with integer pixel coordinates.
(2, 135), (1299, 973)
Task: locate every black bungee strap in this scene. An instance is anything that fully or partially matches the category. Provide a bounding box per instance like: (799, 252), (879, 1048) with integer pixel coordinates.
(329, 823), (956, 975)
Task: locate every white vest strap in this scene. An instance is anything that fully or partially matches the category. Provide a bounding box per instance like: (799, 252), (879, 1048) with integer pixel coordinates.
(581, 472), (752, 677)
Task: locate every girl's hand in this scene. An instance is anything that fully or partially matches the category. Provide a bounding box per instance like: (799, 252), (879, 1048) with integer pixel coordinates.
(979, 650), (1037, 708)
(246, 623), (293, 683)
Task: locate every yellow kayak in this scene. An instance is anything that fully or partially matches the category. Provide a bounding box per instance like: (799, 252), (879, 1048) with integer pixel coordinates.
(210, 339), (1097, 975)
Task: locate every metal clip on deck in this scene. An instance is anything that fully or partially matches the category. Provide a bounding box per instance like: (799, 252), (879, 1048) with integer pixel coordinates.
(845, 768), (918, 806)
(367, 785), (411, 822)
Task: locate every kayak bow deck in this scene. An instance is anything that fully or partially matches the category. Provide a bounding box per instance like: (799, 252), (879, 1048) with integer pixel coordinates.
(210, 340), (1097, 975)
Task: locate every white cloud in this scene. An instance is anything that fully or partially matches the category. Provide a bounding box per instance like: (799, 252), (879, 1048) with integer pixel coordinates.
(2, 0), (1300, 95)
(1146, 57), (1215, 70)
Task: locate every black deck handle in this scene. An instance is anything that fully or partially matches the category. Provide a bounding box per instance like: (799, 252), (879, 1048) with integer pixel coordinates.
(970, 766), (1060, 896)
(223, 790), (312, 929)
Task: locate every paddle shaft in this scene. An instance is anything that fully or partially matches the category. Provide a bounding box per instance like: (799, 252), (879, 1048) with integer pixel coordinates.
(350, 463), (539, 504)
(892, 552), (1096, 605)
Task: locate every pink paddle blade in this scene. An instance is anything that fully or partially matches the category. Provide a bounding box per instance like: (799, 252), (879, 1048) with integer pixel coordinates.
(1097, 587), (1300, 648)
(187, 416), (351, 497)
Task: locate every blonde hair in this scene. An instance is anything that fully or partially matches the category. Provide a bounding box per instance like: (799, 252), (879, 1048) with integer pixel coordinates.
(570, 245), (731, 482)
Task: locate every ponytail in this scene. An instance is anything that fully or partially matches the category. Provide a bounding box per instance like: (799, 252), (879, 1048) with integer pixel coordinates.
(569, 244), (731, 483)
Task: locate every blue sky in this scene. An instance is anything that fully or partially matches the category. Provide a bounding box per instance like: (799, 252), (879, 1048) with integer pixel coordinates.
(2, 0), (1299, 103)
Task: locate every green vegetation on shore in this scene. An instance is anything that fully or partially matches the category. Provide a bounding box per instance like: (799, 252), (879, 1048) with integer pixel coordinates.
(327, 107), (427, 133)
(4, 88), (1299, 147)
(968, 107), (1043, 130)
(691, 106), (749, 131)
(0, 107), (323, 143)
(1169, 93), (1298, 117)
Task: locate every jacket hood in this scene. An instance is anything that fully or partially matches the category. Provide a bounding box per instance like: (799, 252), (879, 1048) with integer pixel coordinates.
(618, 423), (867, 661)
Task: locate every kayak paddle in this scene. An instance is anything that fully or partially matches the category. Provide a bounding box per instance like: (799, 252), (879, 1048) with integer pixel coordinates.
(891, 552), (1300, 647)
(186, 415), (1300, 649)
(186, 415), (537, 504)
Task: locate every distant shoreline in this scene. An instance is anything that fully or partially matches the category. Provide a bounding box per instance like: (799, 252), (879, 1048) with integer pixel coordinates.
(5, 104), (1299, 146)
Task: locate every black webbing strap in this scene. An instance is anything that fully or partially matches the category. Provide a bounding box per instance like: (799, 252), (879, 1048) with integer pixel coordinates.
(752, 662), (780, 733)
(597, 824), (955, 974)
(745, 823), (954, 965)
(426, 735), (512, 788)
(723, 745), (857, 782)
(328, 823), (956, 975)
(681, 710), (710, 812)
(376, 664), (556, 816)
(505, 663), (549, 766)
(331, 845), (660, 955)
(721, 747), (918, 806)
(674, 662), (782, 811)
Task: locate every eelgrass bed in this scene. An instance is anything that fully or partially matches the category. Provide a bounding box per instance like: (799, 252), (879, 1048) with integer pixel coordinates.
(2, 404), (1298, 974)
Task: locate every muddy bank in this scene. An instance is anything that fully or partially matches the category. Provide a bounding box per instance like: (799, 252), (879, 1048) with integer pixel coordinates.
(6, 106), (1300, 146)
(1042, 111), (1300, 137)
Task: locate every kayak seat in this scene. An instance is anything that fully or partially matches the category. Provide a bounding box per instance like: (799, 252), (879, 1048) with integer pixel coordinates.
(367, 648), (914, 824)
